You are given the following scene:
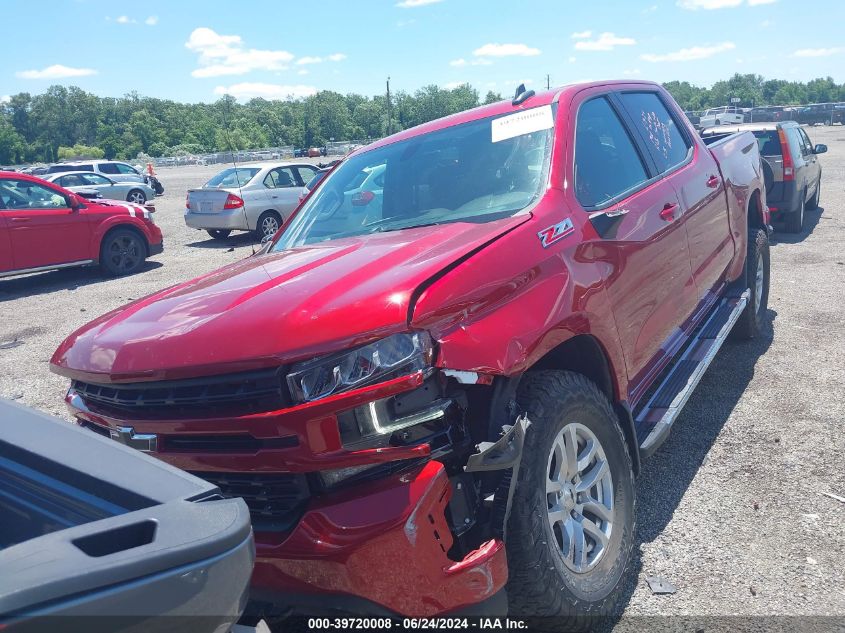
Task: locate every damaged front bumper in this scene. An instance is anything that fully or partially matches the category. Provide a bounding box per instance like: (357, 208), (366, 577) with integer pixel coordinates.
(249, 460), (509, 617)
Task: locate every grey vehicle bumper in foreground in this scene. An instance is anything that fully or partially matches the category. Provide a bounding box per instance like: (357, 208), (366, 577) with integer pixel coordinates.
(0, 398), (255, 632)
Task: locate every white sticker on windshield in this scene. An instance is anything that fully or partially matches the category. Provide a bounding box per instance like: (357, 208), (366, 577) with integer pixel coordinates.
(491, 105), (554, 143)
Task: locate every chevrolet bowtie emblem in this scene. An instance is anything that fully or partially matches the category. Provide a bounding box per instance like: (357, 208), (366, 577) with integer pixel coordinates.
(109, 426), (158, 453)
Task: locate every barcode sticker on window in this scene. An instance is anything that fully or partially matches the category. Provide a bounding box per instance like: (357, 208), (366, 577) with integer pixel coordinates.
(492, 105), (554, 143)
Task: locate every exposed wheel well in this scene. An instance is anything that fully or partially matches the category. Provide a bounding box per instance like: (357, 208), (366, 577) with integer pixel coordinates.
(524, 335), (641, 475)
(99, 224), (149, 260)
(528, 335), (614, 401)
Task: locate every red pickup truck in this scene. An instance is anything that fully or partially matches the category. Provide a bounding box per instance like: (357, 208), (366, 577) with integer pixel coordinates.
(51, 81), (770, 621)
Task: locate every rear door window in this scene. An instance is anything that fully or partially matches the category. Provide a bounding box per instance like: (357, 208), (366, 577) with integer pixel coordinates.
(574, 96), (650, 208)
(752, 131), (782, 157)
(618, 92), (691, 174)
(115, 163), (139, 175)
(263, 167), (297, 188)
(293, 166), (317, 186)
(98, 163), (119, 174)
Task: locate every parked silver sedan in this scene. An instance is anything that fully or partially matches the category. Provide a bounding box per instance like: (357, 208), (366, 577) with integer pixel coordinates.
(185, 162), (318, 240)
(44, 171), (155, 204)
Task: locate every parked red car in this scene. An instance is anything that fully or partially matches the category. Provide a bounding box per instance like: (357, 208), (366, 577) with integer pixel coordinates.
(52, 81), (770, 621)
(0, 172), (162, 278)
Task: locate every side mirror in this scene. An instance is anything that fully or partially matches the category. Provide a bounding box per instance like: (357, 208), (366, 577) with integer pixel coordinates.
(814, 144), (828, 154)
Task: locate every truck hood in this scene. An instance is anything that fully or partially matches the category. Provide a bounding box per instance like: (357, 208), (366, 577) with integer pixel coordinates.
(51, 217), (527, 382)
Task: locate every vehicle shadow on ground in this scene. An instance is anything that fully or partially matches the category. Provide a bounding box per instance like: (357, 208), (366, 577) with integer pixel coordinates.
(770, 205), (824, 245)
(599, 308), (778, 630)
(0, 261), (164, 302)
(186, 232), (258, 249)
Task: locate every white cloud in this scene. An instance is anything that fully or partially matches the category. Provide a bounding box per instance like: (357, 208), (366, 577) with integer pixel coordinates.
(186, 27), (294, 77)
(396, 0), (443, 7)
(473, 43), (541, 57)
(145, 15), (158, 26)
(213, 83), (317, 100)
(0, 95), (9, 104)
(571, 30), (592, 39)
(748, 0), (776, 4)
(327, 53), (347, 62)
(16, 65), (98, 79)
(296, 56), (323, 65)
(574, 32), (636, 51)
(641, 41), (735, 62)
(115, 15), (136, 24)
(449, 57), (491, 67)
(791, 47), (842, 57)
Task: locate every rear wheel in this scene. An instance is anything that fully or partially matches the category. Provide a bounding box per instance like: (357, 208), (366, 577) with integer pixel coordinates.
(507, 371), (635, 628)
(732, 227), (770, 340)
(100, 228), (147, 276)
(126, 189), (147, 204)
(785, 191), (805, 233)
(207, 229), (232, 240)
(255, 210), (281, 240)
(807, 179), (821, 210)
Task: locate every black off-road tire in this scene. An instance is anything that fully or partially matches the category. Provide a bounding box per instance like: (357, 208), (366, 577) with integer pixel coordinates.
(731, 227), (770, 340)
(785, 191), (805, 233)
(207, 229), (232, 240)
(807, 179), (821, 210)
(507, 371), (636, 631)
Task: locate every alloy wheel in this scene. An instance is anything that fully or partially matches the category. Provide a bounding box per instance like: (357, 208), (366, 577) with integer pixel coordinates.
(128, 191), (146, 204)
(546, 422), (615, 573)
(107, 234), (142, 272)
(261, 215), (280, 237)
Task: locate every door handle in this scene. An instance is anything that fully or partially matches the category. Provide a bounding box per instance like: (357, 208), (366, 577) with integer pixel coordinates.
(10, 217), (31, 223)
(659, 203), (679, 222)
(706, 175), (720, 188)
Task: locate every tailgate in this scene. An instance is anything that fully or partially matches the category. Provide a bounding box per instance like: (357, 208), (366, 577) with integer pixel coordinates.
(187, 188), (233, 213)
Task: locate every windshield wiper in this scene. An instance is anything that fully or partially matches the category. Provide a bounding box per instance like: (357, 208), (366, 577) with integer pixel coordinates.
(370, 221), (442, 234)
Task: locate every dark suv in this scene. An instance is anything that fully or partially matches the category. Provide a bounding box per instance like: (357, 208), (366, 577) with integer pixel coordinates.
(703, 121), (826, 232)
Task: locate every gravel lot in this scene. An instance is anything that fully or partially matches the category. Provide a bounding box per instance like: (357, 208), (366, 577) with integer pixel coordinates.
(1, 131), (843, 624)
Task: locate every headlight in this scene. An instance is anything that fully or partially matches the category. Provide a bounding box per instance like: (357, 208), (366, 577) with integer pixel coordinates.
(287, 332), (433, 403)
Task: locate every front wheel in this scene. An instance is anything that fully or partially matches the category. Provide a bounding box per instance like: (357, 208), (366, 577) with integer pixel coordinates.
(807, 179), (821, 210)
(507, 371), (635, 626)
(731, 227), (770, 340)
(100, 228), (147, 276)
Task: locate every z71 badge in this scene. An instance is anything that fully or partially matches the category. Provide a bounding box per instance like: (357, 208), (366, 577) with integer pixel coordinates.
(538, 218), (575, 248)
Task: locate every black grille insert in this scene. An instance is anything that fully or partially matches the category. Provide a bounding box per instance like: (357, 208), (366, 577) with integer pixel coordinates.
(192, 471), (310, 532)
(72, 368), (287, 418)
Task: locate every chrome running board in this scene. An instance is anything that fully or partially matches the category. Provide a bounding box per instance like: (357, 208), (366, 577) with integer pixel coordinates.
(636, 290), (749, 457)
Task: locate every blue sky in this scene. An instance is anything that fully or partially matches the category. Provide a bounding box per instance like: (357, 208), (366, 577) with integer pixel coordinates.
(2, 0), (844, 103)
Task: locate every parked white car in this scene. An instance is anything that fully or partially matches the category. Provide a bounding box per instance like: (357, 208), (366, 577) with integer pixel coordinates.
(699, 106), (744, 129)
(43, 171), (155, 204)
(185, 162), (319, 240)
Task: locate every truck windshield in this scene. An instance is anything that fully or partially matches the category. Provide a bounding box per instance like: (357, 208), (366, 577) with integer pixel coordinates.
(274, 106), (554, 249)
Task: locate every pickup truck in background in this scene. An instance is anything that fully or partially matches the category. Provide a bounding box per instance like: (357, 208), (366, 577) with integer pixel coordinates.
(51, 80), (770, 622)
(699, 105), (745, 129)
(0, 398), (253, 632)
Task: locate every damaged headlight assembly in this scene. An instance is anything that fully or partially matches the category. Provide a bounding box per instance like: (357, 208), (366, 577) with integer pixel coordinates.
(287, 331), (434, 403)
(286, 332), (459, 487)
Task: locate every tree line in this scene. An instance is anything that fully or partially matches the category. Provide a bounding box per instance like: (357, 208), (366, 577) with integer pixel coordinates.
(2, 73), (844, 165)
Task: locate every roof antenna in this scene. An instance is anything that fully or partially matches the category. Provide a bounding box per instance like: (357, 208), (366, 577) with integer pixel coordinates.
(512, 83), (535, 106)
